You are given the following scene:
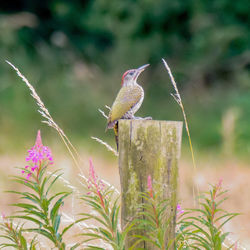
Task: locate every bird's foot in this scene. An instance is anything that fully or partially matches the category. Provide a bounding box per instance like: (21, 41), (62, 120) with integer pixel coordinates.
(144, 116), (152, 120)
(133, 116), (152, 120)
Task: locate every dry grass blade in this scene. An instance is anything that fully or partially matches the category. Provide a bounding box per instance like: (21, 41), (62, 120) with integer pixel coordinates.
(96, 105), (118, 156)
(98, 108), (108, 119)
(6, 61), (118, 187)
(162, 58), (200, 202)
(6, 60), (83, 174)
(91, 136), (118, 156)
(98, 105), (111, 119)
(78, 173), (120, 195)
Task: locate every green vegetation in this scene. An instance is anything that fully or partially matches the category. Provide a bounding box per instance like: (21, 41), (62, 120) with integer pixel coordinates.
(0, 143), (238, 249)
(177, 181), (239, 249)
(0, 0), (249, 156)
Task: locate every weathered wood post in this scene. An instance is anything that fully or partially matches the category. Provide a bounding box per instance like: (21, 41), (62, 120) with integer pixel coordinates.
(119, 120), (182, 249)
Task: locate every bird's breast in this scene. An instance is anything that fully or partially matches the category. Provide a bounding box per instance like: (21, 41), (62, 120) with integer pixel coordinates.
(129, 85), (144, 114)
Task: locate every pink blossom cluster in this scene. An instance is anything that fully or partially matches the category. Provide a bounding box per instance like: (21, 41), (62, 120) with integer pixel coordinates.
(22, 130), (53, 181)
(87, 159), (104, 193)
(147, 175), (153, 198)
(177, 204), (184, 215)
(87, 159), (105, 208)
(216, 178), (223, 190)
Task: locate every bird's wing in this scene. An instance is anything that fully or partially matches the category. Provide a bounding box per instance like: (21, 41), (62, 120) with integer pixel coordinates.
(107, 85), (142, 127)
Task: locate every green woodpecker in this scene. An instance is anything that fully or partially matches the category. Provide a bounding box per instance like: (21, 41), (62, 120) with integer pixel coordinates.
(106, 64), (150, 148)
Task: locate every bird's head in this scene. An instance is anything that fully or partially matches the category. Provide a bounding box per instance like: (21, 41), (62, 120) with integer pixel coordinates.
(121, 64), (149, 86)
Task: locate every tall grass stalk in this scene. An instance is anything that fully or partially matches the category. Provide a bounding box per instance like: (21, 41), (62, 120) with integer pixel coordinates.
(6, 60), (83, 174)
(6, 60), (120, 198)
(162, 58), (200, 204)
(91, 136), (118, 156)
(91, 106), (118, 156)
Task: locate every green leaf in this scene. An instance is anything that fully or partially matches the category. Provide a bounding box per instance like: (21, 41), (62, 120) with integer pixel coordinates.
(17, 209), (46, 222)
(79, 213), (109, 228)
(11, 176), (39, 193)
(188, 223), (211, 243)
(19, 234), (28, 249)
(111, 202), (120, 233)
(61, 216), (90, 236)
(0, 235), (16, 242)
(53, 214), (61, 233)
(40, 176), (48, 196)
(10, 216), (42, 226)
(84, 246), (105, 250)
(50, 192), (71, 224)
(217, 213), (239, 231)
(69, 242), (82, 250)
(45, 170), (63, 196)
(80, 232), (107, 242)
(188, 235), (210, 249)
(7, 191), (40, 205)
(29, 236), (37, 250)
(131, 235), (159, 247)
(0, 243), (19, 248)
(11, 203), (39, 211)
(38, 165), (48, 183)
(48, 191), (69, 203)
(98, 227), (113, 241)
(81, 197), (103, 211)
(26, 228), (56, 244)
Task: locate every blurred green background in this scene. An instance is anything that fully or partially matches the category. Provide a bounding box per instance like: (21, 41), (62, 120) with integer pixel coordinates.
(0, 0), (250, 157)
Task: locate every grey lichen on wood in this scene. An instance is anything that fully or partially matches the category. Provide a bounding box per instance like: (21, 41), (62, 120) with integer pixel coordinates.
(118, 119), (182, 249)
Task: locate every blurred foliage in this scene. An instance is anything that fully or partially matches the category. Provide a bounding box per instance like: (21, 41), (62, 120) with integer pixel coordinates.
(0, 0), (250, 156)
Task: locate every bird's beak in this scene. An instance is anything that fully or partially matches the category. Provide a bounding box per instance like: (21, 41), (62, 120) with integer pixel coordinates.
(134, 64), (150, 80)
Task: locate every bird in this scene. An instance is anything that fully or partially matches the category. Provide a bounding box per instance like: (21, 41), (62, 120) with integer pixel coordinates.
(106, 64), (151, 149)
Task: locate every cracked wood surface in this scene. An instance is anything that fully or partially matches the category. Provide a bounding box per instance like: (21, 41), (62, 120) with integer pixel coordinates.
(118, 119), (182, 249)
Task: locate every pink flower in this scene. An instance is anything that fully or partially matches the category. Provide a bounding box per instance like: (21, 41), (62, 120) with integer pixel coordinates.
(234, 242), (238, 250)
(177, 204), (184, 215)
(22, 130), (53, 181)
(25, 130), (53, 165)
(87, 159), (105, 208)
(217, 178), (223, 189)
(147, 175), (153, 198)
(1, 212), (6, 220)
(87, 159), (104, 193)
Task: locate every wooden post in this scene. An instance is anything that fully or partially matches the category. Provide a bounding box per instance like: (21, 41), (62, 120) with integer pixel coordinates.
(118, 120), (182, 249)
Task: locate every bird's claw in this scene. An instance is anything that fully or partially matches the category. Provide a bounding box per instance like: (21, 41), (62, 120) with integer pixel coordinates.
(133, 116), (152, 120)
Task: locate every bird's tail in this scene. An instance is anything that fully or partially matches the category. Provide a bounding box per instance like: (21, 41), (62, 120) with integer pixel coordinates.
(113, 123), (119, 151)
(106, 120), (116, 132)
